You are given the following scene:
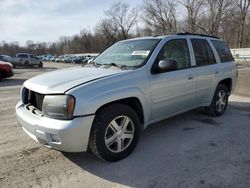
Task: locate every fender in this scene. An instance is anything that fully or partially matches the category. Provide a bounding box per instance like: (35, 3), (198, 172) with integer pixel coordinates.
(71, 86), (151, 126)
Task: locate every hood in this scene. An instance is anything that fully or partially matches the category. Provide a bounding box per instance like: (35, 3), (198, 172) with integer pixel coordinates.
(24, 67), (122, 94)
(0, 61), (12, 67)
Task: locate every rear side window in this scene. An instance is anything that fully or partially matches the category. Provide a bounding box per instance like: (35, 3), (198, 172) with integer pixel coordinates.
(191, 39), (216, 66)
(212, 40), (234, 63)
(29, 54), (35, 58)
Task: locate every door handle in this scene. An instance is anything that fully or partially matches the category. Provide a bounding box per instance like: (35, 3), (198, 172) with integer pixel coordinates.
(187, 75), (194, 80)
(215, 71), (220, 74)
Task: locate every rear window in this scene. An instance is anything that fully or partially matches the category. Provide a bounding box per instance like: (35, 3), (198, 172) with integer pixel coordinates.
(17, 54), (28, 58)
(212, 40), (234, 63)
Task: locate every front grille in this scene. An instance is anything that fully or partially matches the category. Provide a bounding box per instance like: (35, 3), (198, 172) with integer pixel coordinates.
(22, 88), (45, 111)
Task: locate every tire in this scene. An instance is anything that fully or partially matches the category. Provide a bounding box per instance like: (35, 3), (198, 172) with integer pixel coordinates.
(24, 61), (29, 68)
(89, 103), (141, 162)
(205, 84), (229, 117)
(38, 62), (43, 68)
(0, 70), (3, 80)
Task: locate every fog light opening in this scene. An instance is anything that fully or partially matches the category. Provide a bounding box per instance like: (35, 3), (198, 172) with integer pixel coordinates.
(50, 134), (61, 143)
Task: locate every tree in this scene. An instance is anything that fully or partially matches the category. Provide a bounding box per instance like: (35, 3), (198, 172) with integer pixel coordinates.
(104, 2), (138, 40)
(194, 0), (233, 35)
(95, 18), (119, 47)
(142, 0), (177, 35)
(233, 0), (250, 47)
(182, 0), (204, 33)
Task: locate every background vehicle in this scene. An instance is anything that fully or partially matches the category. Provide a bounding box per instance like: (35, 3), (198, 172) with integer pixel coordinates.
(16, 33), (237, 162)
(0, 61), (14, 79)
(72, 56), (85, 64)
(11, 53), (43, 68)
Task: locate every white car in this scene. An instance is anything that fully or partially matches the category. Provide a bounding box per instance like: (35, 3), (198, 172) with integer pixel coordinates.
(16, 33), (237, 161)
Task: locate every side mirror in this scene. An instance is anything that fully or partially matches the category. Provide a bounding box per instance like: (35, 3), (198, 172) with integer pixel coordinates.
(153, 59), (177, 73)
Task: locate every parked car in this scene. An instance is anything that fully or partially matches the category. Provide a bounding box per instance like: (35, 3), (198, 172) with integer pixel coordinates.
(0, 55), (12, 62)
(82, 56), (92, 64)
(55, 55), (65, 62)
(11, 53), (43, 68)
(0, 55), (6, 61)
(72, 56), (85, 64)
(50, 56), (56, 62)
(16, 33), (237, 162)
(0, 61), (14, 80)
(63, 56), (74, 63)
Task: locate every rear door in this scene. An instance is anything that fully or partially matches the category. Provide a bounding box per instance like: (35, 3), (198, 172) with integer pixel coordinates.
(149, 38), (196, 120)
(191, 38), (218, 105)
(29, 54), (38, 65)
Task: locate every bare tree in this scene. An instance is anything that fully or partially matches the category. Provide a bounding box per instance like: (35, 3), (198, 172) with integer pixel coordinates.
(142, 0), (177, 35)
(195, 0), (233, 35)
(182, 0), (204, 33)
(104, 2), (138, 40)
(233, 0), (250, 47)
(95, 18), (119, 46)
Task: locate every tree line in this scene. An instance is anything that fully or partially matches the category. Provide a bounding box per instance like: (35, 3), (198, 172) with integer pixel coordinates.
(1, 0), (250, 56)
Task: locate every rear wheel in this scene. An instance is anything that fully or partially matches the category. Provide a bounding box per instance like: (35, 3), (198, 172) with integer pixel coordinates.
(89, 104), (141, 162)
(205, 84), (229, 117)
(24, 61), (29, 68)
(38, 62), (43, 68)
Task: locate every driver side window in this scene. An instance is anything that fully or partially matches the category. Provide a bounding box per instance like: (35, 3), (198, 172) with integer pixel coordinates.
(156, 39), (191, 70)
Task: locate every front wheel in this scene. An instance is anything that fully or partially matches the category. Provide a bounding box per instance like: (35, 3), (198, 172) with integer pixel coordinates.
(205, 84), (229, 117)
(89, 104), (141, 162)
(0, 70), (3, 80)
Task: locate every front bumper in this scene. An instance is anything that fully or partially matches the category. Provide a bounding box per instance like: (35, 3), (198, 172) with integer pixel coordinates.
(15, 101), (95, 152)
(7, 70), (14, 78)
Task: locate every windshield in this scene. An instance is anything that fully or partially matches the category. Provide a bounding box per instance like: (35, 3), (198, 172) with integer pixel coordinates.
(94, 39), (160, 68)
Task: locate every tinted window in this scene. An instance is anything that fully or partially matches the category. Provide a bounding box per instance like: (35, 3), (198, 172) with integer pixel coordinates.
(17, 54), (28, 58)
(156, 39), (191, 70)
(212, 40), (234, 63)
(29, 54), (35, 58)
(191, 39), (216, 66)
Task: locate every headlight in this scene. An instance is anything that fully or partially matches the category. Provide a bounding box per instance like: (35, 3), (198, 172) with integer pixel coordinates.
(42, 95), (75, 120)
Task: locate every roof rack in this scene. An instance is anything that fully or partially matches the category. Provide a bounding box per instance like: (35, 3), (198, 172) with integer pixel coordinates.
(176, 32), (220, 39)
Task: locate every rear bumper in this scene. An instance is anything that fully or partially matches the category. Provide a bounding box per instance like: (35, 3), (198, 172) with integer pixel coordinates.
(15, 101), (95, 152)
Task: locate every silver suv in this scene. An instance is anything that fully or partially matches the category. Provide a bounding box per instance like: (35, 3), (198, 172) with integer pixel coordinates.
(12, 53), (43, 68)
(16, 33), (237, 161)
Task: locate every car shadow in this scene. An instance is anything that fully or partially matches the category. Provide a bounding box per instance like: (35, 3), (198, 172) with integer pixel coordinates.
(63, 100), (250, 187)
(62, 108), (223, 187)
(14, 66), (58, 70)
(0, 78), (26, 87)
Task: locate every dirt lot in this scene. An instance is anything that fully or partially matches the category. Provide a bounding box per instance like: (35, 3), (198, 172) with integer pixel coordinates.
(0, 62), (250, 188)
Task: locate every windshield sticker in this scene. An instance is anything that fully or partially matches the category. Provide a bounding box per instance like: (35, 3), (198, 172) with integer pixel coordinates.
(131, 51), (150, 56)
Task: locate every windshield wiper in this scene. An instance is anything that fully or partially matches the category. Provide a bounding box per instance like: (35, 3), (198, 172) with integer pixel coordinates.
(82, 60), (100, 68)
(103, 62), (128, 70)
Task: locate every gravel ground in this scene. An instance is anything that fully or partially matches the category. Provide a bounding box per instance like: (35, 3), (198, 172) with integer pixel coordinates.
(0, 62), (250, 188)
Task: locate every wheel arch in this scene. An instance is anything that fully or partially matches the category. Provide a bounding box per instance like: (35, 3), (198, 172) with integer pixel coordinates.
(95, 97), (145, 126)
(218, 78), (232, 94)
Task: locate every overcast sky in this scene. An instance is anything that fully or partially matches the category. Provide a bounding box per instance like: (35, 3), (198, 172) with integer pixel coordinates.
(0, 0), (141, 45)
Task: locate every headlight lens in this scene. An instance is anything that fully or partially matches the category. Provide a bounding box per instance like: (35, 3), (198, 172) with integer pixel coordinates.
(42, 95), (75, 120)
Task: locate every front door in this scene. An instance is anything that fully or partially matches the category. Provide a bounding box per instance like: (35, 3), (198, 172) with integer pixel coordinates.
(149, 39), (196, 121)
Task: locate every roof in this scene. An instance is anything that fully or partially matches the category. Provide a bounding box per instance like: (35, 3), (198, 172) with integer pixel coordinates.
(125, 33), (221, 42)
